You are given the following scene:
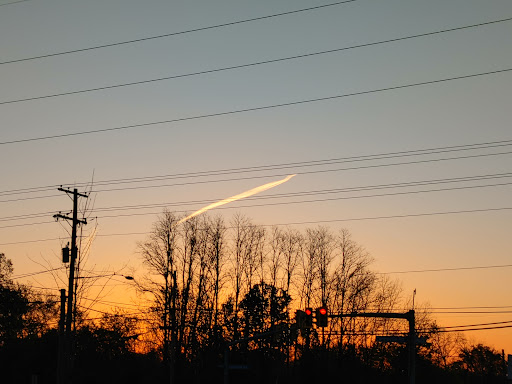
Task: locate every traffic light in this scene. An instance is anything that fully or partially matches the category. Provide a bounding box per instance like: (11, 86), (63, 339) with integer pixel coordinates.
(316, 306), (328, 328)
(295, 310), (305, 331)
(304, 307), (313, 328)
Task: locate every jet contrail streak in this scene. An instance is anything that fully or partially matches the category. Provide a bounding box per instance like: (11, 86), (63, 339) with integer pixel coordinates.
(178, 174), (296, 224)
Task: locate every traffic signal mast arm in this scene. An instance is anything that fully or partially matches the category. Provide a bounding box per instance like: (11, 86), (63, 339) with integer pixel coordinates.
(331, 310), (416, 384)
(330, 310), (414, 321)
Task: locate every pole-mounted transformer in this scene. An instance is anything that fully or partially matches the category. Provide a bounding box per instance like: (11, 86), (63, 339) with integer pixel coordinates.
(62, 244), (70, 263)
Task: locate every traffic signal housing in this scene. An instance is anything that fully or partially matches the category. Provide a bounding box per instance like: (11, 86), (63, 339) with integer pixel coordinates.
(316, 306), (328, 328)
(304, 307), (313, 328)
(295, 310), (305, 331)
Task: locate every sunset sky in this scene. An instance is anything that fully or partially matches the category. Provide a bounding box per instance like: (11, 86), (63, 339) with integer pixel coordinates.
(1, 0), (511, 353)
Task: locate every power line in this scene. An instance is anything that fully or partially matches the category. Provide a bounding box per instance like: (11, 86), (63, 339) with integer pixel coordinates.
(435, 320), (512, 329)
(87, 151), (512, 193)
(429, 306), (512, 310)
(0, 0), (32, 7)
(1, 179), (510, 230)
(0, 193), (61, 203)
(2, 16), (511, 106)
(2, 67), (511, 146)
(11, 267), (65, 280)
(2, 172), (511, 225)
(438, 324), (512, 332)
(2, 148), (510, 205)
(327, 324), (512, 334)
(76, 304), (143, 318)
(430, 310), (512, 314)
(1, 206), (510, 246)
(46, 180), (512, 222)
(79, 296), (153, 310)
(365, 305), (512, 312)
(0, 0), (357, 65)
(64, 143), (512, 188)
(90, 173), (512, 212)
(378, 263), (512, 275)
(268, 207), (512, 226)
(2, 139), (511, 197)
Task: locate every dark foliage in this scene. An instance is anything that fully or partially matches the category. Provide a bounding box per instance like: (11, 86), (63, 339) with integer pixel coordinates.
(1, 247), (509, 384)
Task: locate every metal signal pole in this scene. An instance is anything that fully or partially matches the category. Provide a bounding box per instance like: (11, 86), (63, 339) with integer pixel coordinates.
(332, 310), (417, 384)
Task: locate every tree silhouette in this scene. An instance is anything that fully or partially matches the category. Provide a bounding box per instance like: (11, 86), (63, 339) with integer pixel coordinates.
(455, 343), (506, 381)
(240, 283), (291, 347)
(0, 253), (29, 343)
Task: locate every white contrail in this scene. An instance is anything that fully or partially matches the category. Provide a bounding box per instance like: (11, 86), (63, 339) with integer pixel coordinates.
(178, 174), (296, 224)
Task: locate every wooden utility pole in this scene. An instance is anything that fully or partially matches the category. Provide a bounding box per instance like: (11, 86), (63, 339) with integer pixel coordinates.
(57, 289), (66, 384)
(54, 188), (88, 333)
(170, 269), (177, 384)
(54, 187), (88, 383)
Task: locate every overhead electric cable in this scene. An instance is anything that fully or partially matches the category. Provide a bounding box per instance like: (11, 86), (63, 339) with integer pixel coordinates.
(435, 320), (512, 329)
(67, 150), (512, 194)
(1, 67), (511, 146)
(56, 140), (512, 189)
(266, 207), (512, 226)
(428, 305), (512, 310)
(1, 139), (511, 196)
(378, 264), (512, 275)
(0, 0), (31, 7)
(2, 16), (510, 106)
(76, 304), (142, 318)
(70, 181), (512, 222)
(429, 310), (512, 314)
(438, 325), (512, 332)
(0, 0), (357, 65)
(80, 296), (152, 309)
(2, 148), (510, 204)
(2, 180), (511, 229)
(11, 267), (65, 279)
(2, 170), (511, 228)
(1, 206), (510, 246)
(90, 172), (512, 212)
(2, 171), (511, 221)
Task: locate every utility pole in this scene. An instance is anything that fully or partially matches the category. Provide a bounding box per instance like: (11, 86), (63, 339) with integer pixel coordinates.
(407, 310), (416, 384)
(54, 187), (88, 383)
(170, 269), (177, 384)
(54, 188), (88, 333)
(57, 289), (66, 384)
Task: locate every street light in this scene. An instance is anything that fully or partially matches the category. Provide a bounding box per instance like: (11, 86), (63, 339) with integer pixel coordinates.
(76, 273), (134, 280)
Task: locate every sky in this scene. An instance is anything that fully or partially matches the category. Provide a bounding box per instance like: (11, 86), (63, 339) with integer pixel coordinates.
(1, 0), (511, 354)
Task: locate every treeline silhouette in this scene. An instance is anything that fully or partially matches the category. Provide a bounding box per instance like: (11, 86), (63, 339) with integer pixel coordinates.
(0, 211), (507, 383)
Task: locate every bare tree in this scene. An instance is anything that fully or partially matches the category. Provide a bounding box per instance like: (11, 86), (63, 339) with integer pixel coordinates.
(330, 229), (375, 347)
(281, 228), (303, 301)
(177, 216), (201, 351)
(299, 228), (318, 308)
(206, 215), (226, 342)
(227, 213), (251, 340)
(268, 226), (284, 290)
(137, 209), (181, 359)
(427, 326), (466, 368)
